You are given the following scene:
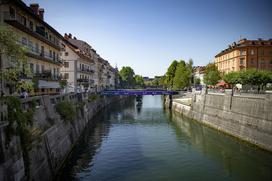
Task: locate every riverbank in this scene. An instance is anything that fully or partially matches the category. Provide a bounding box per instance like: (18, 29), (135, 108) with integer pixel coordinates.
(165, 89), (272, 152)
(0, 93), (126, 181)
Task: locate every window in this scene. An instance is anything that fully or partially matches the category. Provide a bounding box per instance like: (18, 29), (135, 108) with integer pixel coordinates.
(250, 49), (254, 55)
(29, 21), (33, 30)
(53, 52), (55, 60)
(250, 59), (254, 64)
(240, 58), (244, 65)
(41, 46), (44, 56)
(261, 59), (265, 64)
(35, 43), (39, 53)
(41, 65), (44, 72)
(28, 41), (33, 51)
(49, 50), (52, 58)
(65, 52), (69, 56)
(36, 64), (40, 73)
(22, 37), (27, 45)
(29, 63), (34, 73)
(64, 62), (69, 68)
(270, 60), (272, 64)
(240, 50), (246, 55)
(22, 16), (26, 26)
(64, 73), (69, 79)
(9, 7), (15, 18)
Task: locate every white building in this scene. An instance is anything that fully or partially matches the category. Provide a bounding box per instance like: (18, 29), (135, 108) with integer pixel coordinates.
(61, 33), (116, 92)
(193, 66), (205, 85)
(60, 38), (95, 93)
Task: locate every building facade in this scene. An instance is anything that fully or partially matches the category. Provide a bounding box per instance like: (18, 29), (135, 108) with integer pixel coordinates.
(215, 39), (272, 74)
(60, 38), (95, 93)
(61, 33), (116, 92)
(193, 66), (205, 85)
(0, 0), (63, 95)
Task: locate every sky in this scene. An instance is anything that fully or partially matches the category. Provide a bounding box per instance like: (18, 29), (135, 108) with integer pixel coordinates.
(24, 0), (272, 77)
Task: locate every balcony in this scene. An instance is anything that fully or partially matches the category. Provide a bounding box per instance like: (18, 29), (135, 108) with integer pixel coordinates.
(77, 78), (95, 84)
(18, 40), (62, 65)
(3, 12), (61, 50)
(34, 70), (61, 81)
(78, 68), (95, 74)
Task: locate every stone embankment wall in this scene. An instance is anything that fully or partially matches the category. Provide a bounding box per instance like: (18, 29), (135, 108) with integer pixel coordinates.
(166, 89), (272, 152)
(0, 93), (124, 181)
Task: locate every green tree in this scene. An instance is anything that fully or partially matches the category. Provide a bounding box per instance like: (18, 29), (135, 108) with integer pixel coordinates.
(240, 69), (272, 91)
(172, 59), (193, 90)
(203, 63), (221, 86)
(119, 66), (135, 88)
(0, 28), (32, 95)
(194, 77), (201, 85)
(135, 75), (144, 88)
(164, 60), (178, 89)
(223, 71), (241, 85)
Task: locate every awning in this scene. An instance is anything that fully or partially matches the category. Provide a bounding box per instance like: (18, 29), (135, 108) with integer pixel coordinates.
(38, 80), (60, 89)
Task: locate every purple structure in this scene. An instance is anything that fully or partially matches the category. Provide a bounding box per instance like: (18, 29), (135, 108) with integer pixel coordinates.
(101, 89), (178, 96)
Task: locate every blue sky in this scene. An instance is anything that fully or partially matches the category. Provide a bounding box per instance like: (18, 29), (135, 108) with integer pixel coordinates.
(24, 0), (272, 77)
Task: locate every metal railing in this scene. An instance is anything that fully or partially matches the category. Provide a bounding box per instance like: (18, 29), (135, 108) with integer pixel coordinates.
(78, 68), (95, 74)
(34, 70), (61, 81)
(17, 40), (62, 64)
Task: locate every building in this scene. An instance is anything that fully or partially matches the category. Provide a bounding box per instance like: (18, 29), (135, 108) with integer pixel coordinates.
(60, 34), (95, 93)
(0, 0), (63, 95)
(193, 66), (205, 85)
(61, 33), (116, 92)
(215, 38), (272, 74)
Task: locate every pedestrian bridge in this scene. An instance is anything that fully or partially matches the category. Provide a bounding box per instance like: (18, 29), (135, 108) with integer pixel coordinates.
(101, 89), (179, 96)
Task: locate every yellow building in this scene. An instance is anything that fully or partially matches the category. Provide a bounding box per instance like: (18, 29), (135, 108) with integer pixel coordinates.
(215, 39), (272, 74)
(0, 0), (63, 95)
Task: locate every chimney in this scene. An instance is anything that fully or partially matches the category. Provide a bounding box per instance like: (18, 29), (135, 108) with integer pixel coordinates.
(30, 3), (39, 15)
(64, 33), (69, 39)
(68, 33), (72, 39)
(38, 8), (44, 20)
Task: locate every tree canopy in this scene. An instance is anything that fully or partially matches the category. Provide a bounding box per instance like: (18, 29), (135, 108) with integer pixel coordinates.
(0, 28), (33, 94)
(135, 75), (144, 88)
(224, 69), (272, 87)
(162, 59), (193, 90)
(203, 63), (221, 86)
(119, 66), (135, 88)
(164, 60), (178, 89)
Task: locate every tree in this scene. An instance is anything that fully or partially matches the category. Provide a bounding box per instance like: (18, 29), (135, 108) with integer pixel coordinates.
(119, 66), (135, 88)
(240, 69), (272, 92)
(203, 63), (221, 86)
(135, 75), (144, 88)
(0, 28), (32, 95)
(164, 60), (178, 89)
(172, 59), (193, 90)
(194, 77), (201, 85)
(223, 71), (241, 85)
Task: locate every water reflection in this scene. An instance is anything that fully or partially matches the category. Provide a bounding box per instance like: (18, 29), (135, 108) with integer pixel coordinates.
(58, 95), (272, 181)
(169, 111), (272, 181)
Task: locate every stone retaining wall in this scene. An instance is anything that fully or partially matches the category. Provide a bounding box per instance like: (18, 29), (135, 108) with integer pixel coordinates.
(166, 90), (272, 152)
(0, 93), (125, 181)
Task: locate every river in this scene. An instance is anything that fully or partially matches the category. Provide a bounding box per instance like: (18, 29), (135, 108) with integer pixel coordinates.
(58, 95), (272, 181)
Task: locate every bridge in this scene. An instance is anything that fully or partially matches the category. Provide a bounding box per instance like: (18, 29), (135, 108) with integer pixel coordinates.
(101, 89), (179, 96)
